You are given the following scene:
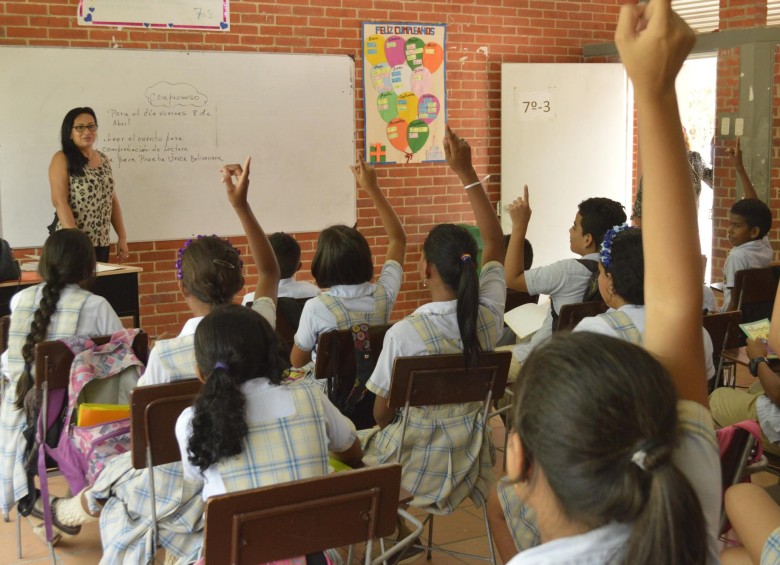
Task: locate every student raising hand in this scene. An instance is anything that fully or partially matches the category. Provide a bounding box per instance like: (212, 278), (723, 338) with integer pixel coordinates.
(220, 157), (251, 208)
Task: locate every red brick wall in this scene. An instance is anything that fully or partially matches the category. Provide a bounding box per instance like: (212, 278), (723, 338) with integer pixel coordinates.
(711, 0), (778, 286)
(1, 0), (622, 337)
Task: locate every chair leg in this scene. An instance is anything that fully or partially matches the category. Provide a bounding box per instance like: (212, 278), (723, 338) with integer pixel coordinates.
(48, 540), (56, 564)
(481, 501), (498, 565)
(426, 514), (434, 560)
(17, 509), (22, 559)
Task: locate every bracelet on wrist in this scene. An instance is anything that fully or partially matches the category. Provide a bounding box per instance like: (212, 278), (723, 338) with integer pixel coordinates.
(463, 174), (491, 190)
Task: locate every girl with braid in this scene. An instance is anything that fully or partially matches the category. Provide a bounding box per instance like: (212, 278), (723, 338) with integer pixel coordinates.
(0, 229), (122, 517)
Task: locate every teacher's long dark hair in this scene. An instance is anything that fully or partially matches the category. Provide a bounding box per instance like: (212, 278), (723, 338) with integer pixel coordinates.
(60, 107), (97, 177)
(187, 304), (288, 473)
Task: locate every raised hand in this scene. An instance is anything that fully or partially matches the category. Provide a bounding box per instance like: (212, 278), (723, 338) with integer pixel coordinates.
(506, 185), (531, 229)
(220, 157), (251, 209)
(443, 125), (477, 182)
(350, 157), (379, 191)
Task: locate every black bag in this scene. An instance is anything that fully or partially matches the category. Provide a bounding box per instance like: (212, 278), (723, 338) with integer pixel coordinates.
(336, 323), (377, 430)
(47, 212), (58, 236)
(0, 238), (21, 281)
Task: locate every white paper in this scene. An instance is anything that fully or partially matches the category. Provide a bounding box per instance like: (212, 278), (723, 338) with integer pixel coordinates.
(504, 302), (550, 339)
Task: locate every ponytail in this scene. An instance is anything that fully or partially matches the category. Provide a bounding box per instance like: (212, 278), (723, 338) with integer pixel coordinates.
(423, 225), (481, 367)
(188, 304), (287, 472)
(187, 365), (248, 472)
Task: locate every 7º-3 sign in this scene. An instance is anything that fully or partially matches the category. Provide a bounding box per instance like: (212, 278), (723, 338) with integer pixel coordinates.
(515, 88), (554, 121)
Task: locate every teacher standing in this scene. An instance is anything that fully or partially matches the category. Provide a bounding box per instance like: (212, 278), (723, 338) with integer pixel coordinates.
(49, 107), (129, 263)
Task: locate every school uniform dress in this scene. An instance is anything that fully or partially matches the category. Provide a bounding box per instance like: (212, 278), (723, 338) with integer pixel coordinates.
(710, 385), (780, 457)
(572, 304), (716, 380)
(0, 283), (121, 514)
(721, 237), (774, 312)
(242, 278), (320, 305)
(359, 261), (505, 514)
(89, 298), (277, 564)
(763, 527), (780, 565)
(294, 260), (402, 365)
(510, 252), (600, 368)
(501, 401), (722, 565)
(55, 151), (115, 248)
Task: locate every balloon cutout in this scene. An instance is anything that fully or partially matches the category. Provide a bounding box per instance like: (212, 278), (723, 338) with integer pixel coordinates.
(365, 35), (387, 66)
(391, 64), (412, 94)
(386, 117), (409, 152)
(376, 91), (398, 122)
(422, 42), (444, 73)
(370, 63), (392, 93)
(405, 37), (425, 69)
(410, 67), (432, 97)
(417, 94), (440, 124)
(407, 119), (430, 153)
(396, 91), (419, 125)
(384, 36), (406, 67)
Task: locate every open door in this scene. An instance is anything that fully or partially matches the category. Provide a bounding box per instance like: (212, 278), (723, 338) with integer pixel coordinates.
(501, 63), (632, 268)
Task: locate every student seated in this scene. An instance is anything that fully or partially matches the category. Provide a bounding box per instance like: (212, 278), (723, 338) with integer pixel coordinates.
(720, 197), (773, 311)
(490, 4), (721, 562)
(0, 229), (122, 519)
(503, 185), (626, 381)
(290, 159), (405, 373)
(178, 304), (362, 563)
(242, 231), (319, 306)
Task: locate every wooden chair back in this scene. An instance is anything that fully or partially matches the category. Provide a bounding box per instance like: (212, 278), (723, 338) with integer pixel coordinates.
(34, 330), (150, 391)
(274, 297), (312, 352)
(203, 464), (402, 565)
(313, 324), (392, 390)
(729, 267), (779, 321)
(505, 289), (538, 311)
(0, 314), (9, 353)
(130, 379), (203, 469)
(702, 310), (742, 372)
(555, 301), (607, 332)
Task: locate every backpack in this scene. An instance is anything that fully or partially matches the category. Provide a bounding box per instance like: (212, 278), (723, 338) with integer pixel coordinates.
(19, 329), (143, 541)
(550, 259), (602, 331)
(338, 323), (377, 430)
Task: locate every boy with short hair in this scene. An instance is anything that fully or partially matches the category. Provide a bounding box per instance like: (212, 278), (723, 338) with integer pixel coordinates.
(720, 198), (773, 311)
(503, 187), (626, 377)
(243, 232), (319, 305)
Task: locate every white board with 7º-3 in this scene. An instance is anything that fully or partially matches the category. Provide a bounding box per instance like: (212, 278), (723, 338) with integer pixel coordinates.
(0, 46), (356, 248)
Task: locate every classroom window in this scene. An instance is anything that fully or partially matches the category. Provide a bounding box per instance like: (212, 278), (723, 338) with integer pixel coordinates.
(672, 0), (719, 33)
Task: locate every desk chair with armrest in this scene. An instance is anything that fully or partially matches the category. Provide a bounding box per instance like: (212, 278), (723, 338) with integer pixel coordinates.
(386, 350), (512, 564)
(555, 301), (607, 333)
(274, 297), (313, 356)
(203, 464), (422, 565)
(20, 330), (149, 563)
(726, 268), (779, 336)
(702, 310), (743, 388)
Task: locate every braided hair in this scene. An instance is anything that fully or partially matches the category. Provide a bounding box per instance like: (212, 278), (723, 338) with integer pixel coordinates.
(15, 229), (96, 409)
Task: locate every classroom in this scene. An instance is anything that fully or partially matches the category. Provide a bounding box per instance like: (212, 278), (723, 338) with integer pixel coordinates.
(0, 0), (779, 563)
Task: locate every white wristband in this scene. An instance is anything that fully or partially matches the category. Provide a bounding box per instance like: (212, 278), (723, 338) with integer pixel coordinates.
(463, 174), (491, 190)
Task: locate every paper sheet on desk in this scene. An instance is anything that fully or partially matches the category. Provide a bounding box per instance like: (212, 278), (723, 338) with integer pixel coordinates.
(96, 263), (123, 272)
(504, 302), (550, 339)
(20, 262), (38, 272)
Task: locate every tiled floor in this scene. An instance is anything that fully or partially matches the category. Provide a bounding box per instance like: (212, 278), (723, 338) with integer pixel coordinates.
(0, 419), (510, 565)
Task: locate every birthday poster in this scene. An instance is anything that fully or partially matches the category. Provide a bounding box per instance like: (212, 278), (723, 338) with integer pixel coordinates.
(362, 23), (447, 164)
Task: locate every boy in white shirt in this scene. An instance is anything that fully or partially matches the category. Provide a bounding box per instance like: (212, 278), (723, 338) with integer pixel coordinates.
(721, 198), (773, 311)
(243, 232), (319, 305)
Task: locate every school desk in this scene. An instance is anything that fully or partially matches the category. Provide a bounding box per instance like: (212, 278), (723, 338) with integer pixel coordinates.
(0, 264), (143, 327)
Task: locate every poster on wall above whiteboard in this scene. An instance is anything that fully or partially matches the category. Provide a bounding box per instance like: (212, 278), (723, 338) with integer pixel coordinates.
(77, 0), (229, 31)
(362, 22), (446, 165)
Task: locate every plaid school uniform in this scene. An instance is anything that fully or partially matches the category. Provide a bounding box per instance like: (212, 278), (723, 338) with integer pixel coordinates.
(599, 310), (642, 345)
(0, 284), (90, 513)
(318, 283), (390, 329)
(156, 334), (197, 383)
(217, 380), (330, 493)
(764, 527), (780, 565)
(360, 298), (502, 515)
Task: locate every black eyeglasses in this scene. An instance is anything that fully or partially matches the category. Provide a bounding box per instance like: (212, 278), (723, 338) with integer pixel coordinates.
(72, 124), (98, 133)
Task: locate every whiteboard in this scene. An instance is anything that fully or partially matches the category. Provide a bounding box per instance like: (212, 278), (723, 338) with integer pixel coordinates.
(0, 47), (356, 247)
(501, 63), (632, 268)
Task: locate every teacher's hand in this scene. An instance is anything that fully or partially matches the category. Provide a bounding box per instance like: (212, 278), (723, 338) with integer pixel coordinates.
(116, 238), (129, 263)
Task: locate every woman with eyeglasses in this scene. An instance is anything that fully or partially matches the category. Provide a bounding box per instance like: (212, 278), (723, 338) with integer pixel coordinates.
(49, 107), (129, 263)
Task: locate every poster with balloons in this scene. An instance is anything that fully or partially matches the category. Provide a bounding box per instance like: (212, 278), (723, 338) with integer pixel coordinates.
(362, 22), (446, 164)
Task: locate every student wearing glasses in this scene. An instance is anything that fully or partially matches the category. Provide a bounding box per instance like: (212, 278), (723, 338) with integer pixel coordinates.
(49, 107), (129, 263)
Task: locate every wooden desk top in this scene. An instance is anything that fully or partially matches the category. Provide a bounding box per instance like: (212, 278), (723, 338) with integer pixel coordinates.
(0, 263), (143, 289)
(722, 347), (780, 369)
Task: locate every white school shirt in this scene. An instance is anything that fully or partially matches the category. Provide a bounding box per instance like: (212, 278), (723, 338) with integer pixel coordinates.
(512, 252), (600, 363)
(175, 377), (357, 500)
(293, 260), (403, 360)
(242, 277), (320, 305)
(573, 304), (716, 381)
(721, 237), (774, 311)
(367, 262), (505, 398)
(505, 401), (721, 565)
(0, 284), (122, 382)
(137, 297), (277, 387)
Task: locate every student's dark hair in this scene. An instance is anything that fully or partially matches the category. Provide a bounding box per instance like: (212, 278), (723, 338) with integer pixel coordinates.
(60, 107), (97, 177)
(187, 304), (288, 472)
(269, 232), (302, 279)
(604, 229), (644, 305)
(503, 234), (534, 271)
(423, 224), (481, 367)
(180, 236), (244, 306)
(511, 332), (707, 565)
(15, 230), (96, 409)
(730, 198), (772, 239)
(311, 225), (374, 288)
(578, 198), (627, 248)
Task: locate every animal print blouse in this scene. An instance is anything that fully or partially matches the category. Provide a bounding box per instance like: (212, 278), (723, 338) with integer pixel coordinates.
(57, 151), (114, 247)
